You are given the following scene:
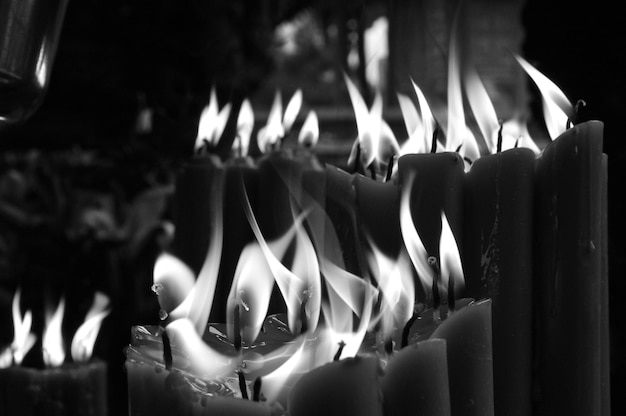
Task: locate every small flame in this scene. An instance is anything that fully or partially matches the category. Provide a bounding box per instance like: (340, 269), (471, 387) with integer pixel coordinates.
(400, 172), (435, 292)
(298, 110), (319, 148)
(283, 89), (303, 134)
(0, 289), (36, 368)
(235, 99), (255, 157)
(397, 92), (421, 143)
(515, 55), (574, 139)
(400, 80), (437, 156)
(70, 292), (111, 362)
(195, 87), (232, 151)
(152, 252), (196, 319)
(344, 73), (378, 169)
(166, 318), (236, 378)
(43, 297), (66, 367)
(257, 91), (285, 153)
(439, 211), (465, 298)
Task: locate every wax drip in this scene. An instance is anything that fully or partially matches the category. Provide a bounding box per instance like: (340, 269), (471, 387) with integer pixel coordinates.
(401, 311), (419, 348)
(333, 341), (346, 361)
(496, 119), (504, 153)
(161, 329), (173, 371)
(238, 371), (249, 400)
(384, 154), (396, 182)
(428, 256), (441, 321)
(253, 377), (263, 402)
(430, 124), (440, 153)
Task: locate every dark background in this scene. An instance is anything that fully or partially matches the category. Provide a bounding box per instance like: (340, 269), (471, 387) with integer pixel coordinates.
(0, 0), (623, 415)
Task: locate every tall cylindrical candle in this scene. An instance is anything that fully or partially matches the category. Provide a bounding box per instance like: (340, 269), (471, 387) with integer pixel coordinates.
(463, 147), (535, 416)
(533, 121), (607, 416)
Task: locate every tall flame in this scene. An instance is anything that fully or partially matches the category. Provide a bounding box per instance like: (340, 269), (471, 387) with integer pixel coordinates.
(344, 73), (378, 169)
(43, 297), (66, 367)
(515, 55), (574, 139)
(0, 289), (36, 368)
(283, 89), (303, 134)
(465, 67), (500, 153)
(439, 211), (465, 298)
(70, 292), (111, 362)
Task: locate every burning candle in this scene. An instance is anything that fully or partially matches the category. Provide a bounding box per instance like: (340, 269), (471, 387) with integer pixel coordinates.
(381, 338), (451, 416)
(463, 147), (535, 416)
(0, 291), (110, 416)
(288, 355), (384, 416)
(533, 120), (607, 416)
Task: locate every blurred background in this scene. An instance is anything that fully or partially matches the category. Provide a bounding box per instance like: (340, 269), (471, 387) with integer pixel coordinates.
(0, 0), (623, 415)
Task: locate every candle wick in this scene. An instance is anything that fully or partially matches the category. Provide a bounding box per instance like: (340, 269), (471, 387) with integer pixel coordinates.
(430, 124), (440, 153)
(234, 303), (242, 352)
(253, 377), (263, 402)
(161, 328), (173, 371)
(351, 142), (362, 174)
(428, 256), (441, 319)
(333, 341), (346, 361)
(368, 164), (377, 180)
(384, 154), (396, 182)
(238, 370), (249, 400)
(401, 311), (419, 348)
(497, 120), (504, 153)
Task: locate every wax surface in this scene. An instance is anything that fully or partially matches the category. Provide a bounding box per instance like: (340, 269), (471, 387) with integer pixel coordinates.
(382, 338), (450, 416)
(431, 299), (493, 416)
(288, 356), (384, 416)
(0, 361), (107, 416)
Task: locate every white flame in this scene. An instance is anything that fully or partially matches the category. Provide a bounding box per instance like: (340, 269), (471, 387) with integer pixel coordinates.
(515, 55), (573, 140)
(257, 91), (285, 153)
(344, 73), (377, 169)
(283, 89), (303, 134)
(400, 172), (435, 292)
(195, 87), (232, 151)
(439, 211), (465, 298)
(465, 68), (500, 153)
(166, 318), (236, 378)
(0, 289), (36, 368)
(43, 297), (66, 367)
(70, 292), (111, 362)
(298, 110), (319, 148)
(258, 338), (308, 403)
(235, 99), (255, 157)
(152, 252), (196, 318)
(397, 92), (421, 143)
(367, 244), (415, 339)
(446, 23), (465, 153)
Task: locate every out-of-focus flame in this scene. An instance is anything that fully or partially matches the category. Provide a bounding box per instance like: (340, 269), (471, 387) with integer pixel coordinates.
(515, 55), (574, 140)
(70, 292), (111, 363)
(235, 98), (255, 157)
(166, 318), (236, 378)
(319, 260), (378, 360)
(283, 89), (303, 134)
(257, 338), (307, 404)
(0, 289), (36, 368)
(446, 22), (466, 153)
(397, 92), (423, 155)
(439, 211), (465, 298)
(43, 297), (66, 367)
(257, 91), (285, 153)
(400, 172), (435, 292)
(152, 252), (196, 319)
(465, 68), (500, 153)
(298, 110), (319, 148)
(367, 244), (415, 340)
(195, 87), (232, 151)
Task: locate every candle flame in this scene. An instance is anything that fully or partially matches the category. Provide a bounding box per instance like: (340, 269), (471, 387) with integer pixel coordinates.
(235, 98), (255, 157)
(196, 87), (232, 151)
(439, 211), (465, 298)
(298, 110), (319, 148)
(43, 297), (66, 367)
(70, 292), (111, 362)
(344, 73), (378, 169)
(283, 89), (303, 134)
(514, 55), (574, 139)
(0, 289), (36, 368)
(152, 252), (196, 319)
(446, 20), (466, 153)
(400, 172), (435, 292)
(257, 91), (285, 153)
(465, 67), (500, 153)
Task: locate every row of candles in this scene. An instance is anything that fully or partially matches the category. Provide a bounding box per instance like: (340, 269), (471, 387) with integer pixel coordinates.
(126, 48), (608, 416)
